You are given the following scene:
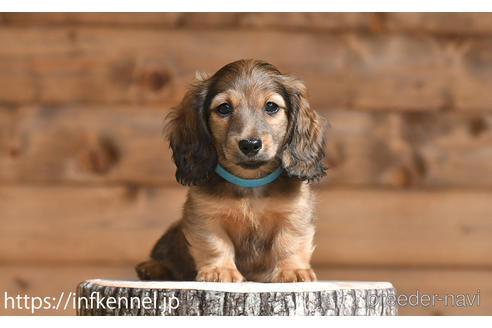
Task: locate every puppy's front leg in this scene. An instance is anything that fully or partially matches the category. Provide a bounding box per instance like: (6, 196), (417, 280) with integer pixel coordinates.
(183, 223), (244, 282)
(269, 227), (317, 283)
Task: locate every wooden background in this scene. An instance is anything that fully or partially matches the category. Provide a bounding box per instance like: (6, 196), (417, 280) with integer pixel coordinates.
(1, 13), (492, 315)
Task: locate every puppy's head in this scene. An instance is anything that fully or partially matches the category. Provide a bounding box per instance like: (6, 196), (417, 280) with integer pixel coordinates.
(167, 59), (327, 186)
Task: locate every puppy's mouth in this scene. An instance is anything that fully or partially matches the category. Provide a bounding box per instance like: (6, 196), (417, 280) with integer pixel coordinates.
(237, 160), (268, 169)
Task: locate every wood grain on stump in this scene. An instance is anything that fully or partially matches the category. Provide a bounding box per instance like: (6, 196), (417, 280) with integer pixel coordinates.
(76, 279), (397, 316)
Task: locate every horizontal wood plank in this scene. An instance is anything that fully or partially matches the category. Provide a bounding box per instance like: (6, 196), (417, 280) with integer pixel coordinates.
(1, 28), (492, 110)
(5, 13), (492, 36)
(2, 106), (492, 188)
(1, 186), (491, 267)
(384, 13), (492, 35)
(0, 264), (489, 315)
(0, 13), (371, 31)
(0, 185), (187, 265)
(0, 13), (182, 27)
(314, 189), (492, 267)
(0, 106), (174, 185)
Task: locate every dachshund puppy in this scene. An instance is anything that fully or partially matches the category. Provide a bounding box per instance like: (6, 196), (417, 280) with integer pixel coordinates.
(136, 59), (326, 282)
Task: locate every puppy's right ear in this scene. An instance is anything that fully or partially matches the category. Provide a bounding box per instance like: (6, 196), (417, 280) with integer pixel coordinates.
(165, 80), (217, 186)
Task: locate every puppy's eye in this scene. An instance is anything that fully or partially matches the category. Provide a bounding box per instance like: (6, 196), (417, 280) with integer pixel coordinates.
(216, 103), (233, 116)
(264, 101), (280, 115)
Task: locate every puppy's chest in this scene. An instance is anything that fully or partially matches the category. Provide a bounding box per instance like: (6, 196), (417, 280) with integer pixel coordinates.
(192, 184), (310, 250)
(220, 198), (285, 262)
(214, 197), (288, 234)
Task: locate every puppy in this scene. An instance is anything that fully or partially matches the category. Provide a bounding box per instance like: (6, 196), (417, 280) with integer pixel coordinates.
(136, 59), (326, 282)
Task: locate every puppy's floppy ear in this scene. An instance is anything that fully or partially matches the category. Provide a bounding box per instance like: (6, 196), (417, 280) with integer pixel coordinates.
(165, 79), (217, 186)
(281, 76), (327, 182)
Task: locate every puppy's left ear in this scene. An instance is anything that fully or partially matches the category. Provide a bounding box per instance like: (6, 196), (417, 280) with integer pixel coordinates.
(281, 76), (327, 182)
(165, 79), (217, 186)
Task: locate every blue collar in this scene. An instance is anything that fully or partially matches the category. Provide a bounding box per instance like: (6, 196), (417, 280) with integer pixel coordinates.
(215, 164), (282, 188)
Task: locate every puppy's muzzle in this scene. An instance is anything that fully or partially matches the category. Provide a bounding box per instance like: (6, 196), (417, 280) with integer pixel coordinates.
(238, 137), (262, 157)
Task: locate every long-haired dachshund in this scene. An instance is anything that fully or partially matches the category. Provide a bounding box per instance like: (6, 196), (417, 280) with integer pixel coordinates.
(136, 59), (327, 282)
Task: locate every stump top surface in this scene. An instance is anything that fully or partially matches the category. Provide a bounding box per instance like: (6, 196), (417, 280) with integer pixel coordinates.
(84, 279), (394, 293)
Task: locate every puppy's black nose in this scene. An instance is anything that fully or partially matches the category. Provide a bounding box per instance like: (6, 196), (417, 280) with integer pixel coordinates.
(239, 138), (262, 156)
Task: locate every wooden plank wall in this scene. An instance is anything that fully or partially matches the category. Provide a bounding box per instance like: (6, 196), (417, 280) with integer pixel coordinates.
(1, 13), (492, 315)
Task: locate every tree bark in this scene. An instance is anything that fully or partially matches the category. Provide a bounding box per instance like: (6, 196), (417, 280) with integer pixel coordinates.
(76, 279), (397, 316)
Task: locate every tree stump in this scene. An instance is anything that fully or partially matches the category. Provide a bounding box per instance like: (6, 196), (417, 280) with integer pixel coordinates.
(76, 279), (397, 316)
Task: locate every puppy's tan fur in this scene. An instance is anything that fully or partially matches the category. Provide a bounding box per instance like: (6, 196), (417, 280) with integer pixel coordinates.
(136, 59), (326, 282)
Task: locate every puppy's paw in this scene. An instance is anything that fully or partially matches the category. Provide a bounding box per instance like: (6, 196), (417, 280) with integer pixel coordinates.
(270, 268), (317, 283)
(135, 259), (172, 281)
(196, 267), (245, 282)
